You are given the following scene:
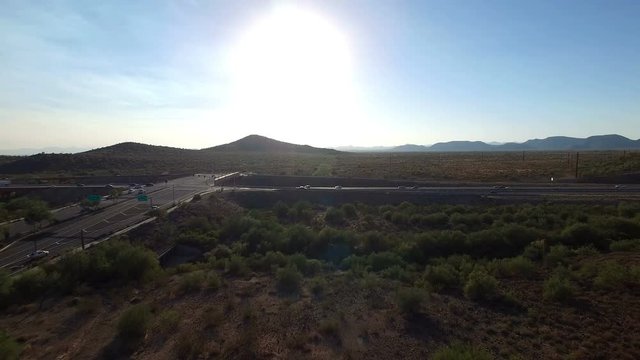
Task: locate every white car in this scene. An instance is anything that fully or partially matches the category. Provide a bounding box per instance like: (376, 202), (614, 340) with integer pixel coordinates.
(27, 250), (49, 260)
(334, 186), (342, 190)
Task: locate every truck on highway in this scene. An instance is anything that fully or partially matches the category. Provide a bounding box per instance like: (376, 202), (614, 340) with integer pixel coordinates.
(0, 179), (10, 187)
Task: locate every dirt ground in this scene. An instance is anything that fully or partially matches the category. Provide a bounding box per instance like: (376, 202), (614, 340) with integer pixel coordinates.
(2, 251), (639, 360)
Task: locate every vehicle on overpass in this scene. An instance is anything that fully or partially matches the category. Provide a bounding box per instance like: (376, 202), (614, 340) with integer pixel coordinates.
(0, 179), (10, 187)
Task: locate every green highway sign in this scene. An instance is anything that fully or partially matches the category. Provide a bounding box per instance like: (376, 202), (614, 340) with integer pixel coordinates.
(87, 194), (101, 202)
(137, 194), (148, 202)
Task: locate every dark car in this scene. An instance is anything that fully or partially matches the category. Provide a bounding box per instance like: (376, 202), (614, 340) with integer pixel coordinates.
(145, 183), (154, 187)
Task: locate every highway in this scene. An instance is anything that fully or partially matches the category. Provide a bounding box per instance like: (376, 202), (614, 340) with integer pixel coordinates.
(0, 175), (213, 271)
(1, 177), (638, 272)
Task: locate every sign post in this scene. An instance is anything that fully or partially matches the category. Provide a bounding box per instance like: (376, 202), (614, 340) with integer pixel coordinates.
(137, 194), (148, 202)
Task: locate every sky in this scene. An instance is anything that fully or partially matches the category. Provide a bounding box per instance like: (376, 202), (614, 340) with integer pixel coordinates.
(1, 0), (639, 153)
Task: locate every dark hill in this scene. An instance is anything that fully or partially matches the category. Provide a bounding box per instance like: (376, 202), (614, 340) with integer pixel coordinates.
(205, 135), (340, 155)
(84, 142), (198, 157)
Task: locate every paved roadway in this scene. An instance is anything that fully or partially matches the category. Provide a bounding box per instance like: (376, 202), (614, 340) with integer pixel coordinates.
(0, 176), (213, 271)
(2, 178), (638, 271)
(289, 184), (640, 196)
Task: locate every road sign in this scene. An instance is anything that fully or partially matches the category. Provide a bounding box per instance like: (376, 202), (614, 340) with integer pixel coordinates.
(137, 194), (148, 202)
(87, 194), (101, 202)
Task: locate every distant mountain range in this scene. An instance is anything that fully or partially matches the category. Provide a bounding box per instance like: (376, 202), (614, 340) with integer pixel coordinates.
(0, 135), (340, 174)
(374, 135), (640, 152)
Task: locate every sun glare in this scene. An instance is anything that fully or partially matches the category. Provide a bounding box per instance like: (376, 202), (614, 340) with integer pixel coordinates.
(226, 5), (361, 144)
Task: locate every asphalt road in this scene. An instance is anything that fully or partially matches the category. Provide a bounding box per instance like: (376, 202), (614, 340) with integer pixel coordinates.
(2, 177), (638, 271)
(0, 176), (213, 271)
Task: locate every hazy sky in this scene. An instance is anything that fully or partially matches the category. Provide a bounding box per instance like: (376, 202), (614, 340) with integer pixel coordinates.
(1, 0), (639, 152)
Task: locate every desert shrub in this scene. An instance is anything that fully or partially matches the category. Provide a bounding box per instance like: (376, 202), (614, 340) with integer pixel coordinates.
(545, 244), (570, 267)
(173, 329), (205, 360)
(596, 216), (640, 241)
(325, 207), (346, 226)
(262, 251), (288, 270)
(490, 256), (536, 278)
(179, 271), (205, 293)
(276, 265), (303, 294)
(11, 267), (52, 302)
(593, 262), (639, 289)
(561, 223), (607, 250)
(368, 252), (405, 272)
(432, 342), (492, 360)
(341, 203), (357, 219)
(309, 276), (327, 297)
(359, 231), (390, 254)
(411, 212), (449, 229)
(381, 265), (414, 283)
(206, 271), (221, 290)
(155, 310), (180, 336)
(522, 241), (544, 261)
(610, 239), (640, 252)
(415, 231), (467, 261)
(310, 227), (354, 263)
(543, 267), (575, 302)
(117, 304), (152, 341)
(175, 263), (199, 274)
(396, 287), (426, 315)
(450, 213), (483, 231)
(390, 211), (410, 227)
(285, 224), (316, 254)
(463, 268), (499, 301)
(226, 255), (249, 276)
(274, 201), (289, 220)
(618, 202), (640, 218)
(288, 254), (321, 276)
(424, 263), (460, 291)
(0, 331), (22, 360)
(572, 245), (599, 256)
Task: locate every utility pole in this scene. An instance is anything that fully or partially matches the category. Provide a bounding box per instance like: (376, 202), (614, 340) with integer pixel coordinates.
(172, 185), (176, 206)
(575, 152), (580, 178)
(522, 151), (525, 162)
(80, 229), (85, 250)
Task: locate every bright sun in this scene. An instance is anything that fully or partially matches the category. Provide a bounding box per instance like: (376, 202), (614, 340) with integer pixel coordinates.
(226, 5), (361, 144)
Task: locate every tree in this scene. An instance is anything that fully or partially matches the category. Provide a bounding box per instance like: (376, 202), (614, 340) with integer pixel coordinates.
(109, 188), (122, 203)
(23, 200), (52, 251)
(24, 200), (52, 231)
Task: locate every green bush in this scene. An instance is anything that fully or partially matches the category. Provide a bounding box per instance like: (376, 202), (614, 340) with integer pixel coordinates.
(155, 310), (180, 336)
(325, 207), (346, 226)
(561, 223), (607, 250)
(276, 265), (303, 294)
(206, 272), (221, 290)
(173, 330), (205, 360)
(424, 263), (460, 291)
(287, 254), (322, 276)
(341, 203), (358, 219)
(226, 255), (249, 276)
(432, 342), (492, 360)
(368, 252), (405, 272)
(396, 287), (426, 315)
(0, 331), (22, 360)
(545, 244), (570, 267)
(609, 239), (640, 252)
(179, 271), (205, 293)
(463, 268), (499, 301)
(490, 256), (536, 278)
(309, 276), (327, 297)
(593, 262), (639, 289)
(117, 304), (152, 341)
(543, 267), (575, 302)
